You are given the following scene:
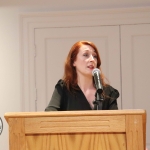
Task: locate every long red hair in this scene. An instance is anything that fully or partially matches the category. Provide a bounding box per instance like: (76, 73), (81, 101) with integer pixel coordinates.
(63, 41), (107, 91)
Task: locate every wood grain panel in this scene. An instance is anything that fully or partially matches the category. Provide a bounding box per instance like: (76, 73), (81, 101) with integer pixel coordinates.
(25, 115), (125, 134)
(9, 118), (26, 150)
(126, 115), (144, 150)
(26, 133), (126, 150)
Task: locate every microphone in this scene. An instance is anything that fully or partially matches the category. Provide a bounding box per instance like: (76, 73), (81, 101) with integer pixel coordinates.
(92, 68), (103, 94)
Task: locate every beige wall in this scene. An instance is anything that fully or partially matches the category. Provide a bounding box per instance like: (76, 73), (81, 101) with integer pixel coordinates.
(0, 7), (20, 150)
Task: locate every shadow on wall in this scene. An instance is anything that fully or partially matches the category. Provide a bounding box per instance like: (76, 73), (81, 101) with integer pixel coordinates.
(0, 117), (3, 135)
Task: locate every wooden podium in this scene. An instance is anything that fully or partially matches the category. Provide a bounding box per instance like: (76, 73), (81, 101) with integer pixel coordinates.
(5, 110), (146, 150)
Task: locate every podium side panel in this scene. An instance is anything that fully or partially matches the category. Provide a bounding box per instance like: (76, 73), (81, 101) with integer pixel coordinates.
(126, 115), (144, 150)
(8, 118), (26, 150)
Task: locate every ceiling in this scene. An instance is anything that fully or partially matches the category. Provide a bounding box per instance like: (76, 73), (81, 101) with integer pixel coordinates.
(0, 0), (150, 11)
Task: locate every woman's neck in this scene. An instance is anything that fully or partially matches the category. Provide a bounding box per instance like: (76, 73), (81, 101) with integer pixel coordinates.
(77, 75), (94, 92)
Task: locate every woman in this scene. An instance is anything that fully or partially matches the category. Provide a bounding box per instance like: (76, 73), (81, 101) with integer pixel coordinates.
(45, 41), (119, 111)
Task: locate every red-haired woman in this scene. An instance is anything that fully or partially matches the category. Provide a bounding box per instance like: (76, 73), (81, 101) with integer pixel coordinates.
(45, 41), (119, 111)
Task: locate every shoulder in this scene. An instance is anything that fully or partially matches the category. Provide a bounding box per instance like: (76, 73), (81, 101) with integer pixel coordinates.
(51, 79), (65, 94)
(103, 85), (119, 99)
(55, 79), (68, 91)
(102, 85), (119, 110)
(56, 79), (65, 87)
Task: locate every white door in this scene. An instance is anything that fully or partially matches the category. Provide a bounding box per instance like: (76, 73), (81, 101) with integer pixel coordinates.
(34, 26), (121, 111)
(121, 24), (150, 149)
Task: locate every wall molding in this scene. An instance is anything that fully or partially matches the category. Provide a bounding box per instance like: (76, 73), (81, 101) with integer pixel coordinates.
(21, 7), (150, 26)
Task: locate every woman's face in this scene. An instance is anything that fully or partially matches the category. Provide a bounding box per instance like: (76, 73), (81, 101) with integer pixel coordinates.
(73, 44), (97, 77)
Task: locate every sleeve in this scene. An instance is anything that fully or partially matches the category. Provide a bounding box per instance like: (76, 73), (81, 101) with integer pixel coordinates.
(45, 80), (64, 111)
(108, 86), (119, 110)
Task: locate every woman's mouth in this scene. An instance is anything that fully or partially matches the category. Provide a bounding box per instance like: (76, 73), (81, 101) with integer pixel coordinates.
(87, 65), (94, 69)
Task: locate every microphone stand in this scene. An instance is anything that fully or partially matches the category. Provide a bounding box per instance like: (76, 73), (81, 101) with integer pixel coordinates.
(93, 91), (104, 110)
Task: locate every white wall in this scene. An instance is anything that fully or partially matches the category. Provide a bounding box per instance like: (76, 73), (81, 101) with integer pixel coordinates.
(0, 7), (21, 150)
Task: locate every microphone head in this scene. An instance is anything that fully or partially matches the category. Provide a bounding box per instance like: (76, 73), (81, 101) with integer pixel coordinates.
(92, 68), (100, 76)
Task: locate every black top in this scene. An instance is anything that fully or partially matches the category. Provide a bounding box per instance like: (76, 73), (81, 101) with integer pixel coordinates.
(45, 79), (119, 111)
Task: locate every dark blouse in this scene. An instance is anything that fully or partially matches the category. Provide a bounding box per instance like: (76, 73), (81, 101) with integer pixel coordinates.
(45, 79), (119, 111)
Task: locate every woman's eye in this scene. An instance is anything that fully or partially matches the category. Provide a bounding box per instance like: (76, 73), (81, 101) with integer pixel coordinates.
(83, 53), (88, 57)
(93, 55), (97, 59)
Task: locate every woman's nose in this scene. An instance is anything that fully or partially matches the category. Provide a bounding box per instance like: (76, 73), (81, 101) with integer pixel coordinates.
(89, 55), (94, 61)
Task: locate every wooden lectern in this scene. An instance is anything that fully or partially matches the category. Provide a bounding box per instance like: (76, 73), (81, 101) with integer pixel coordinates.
(5, 110), (146, 150)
